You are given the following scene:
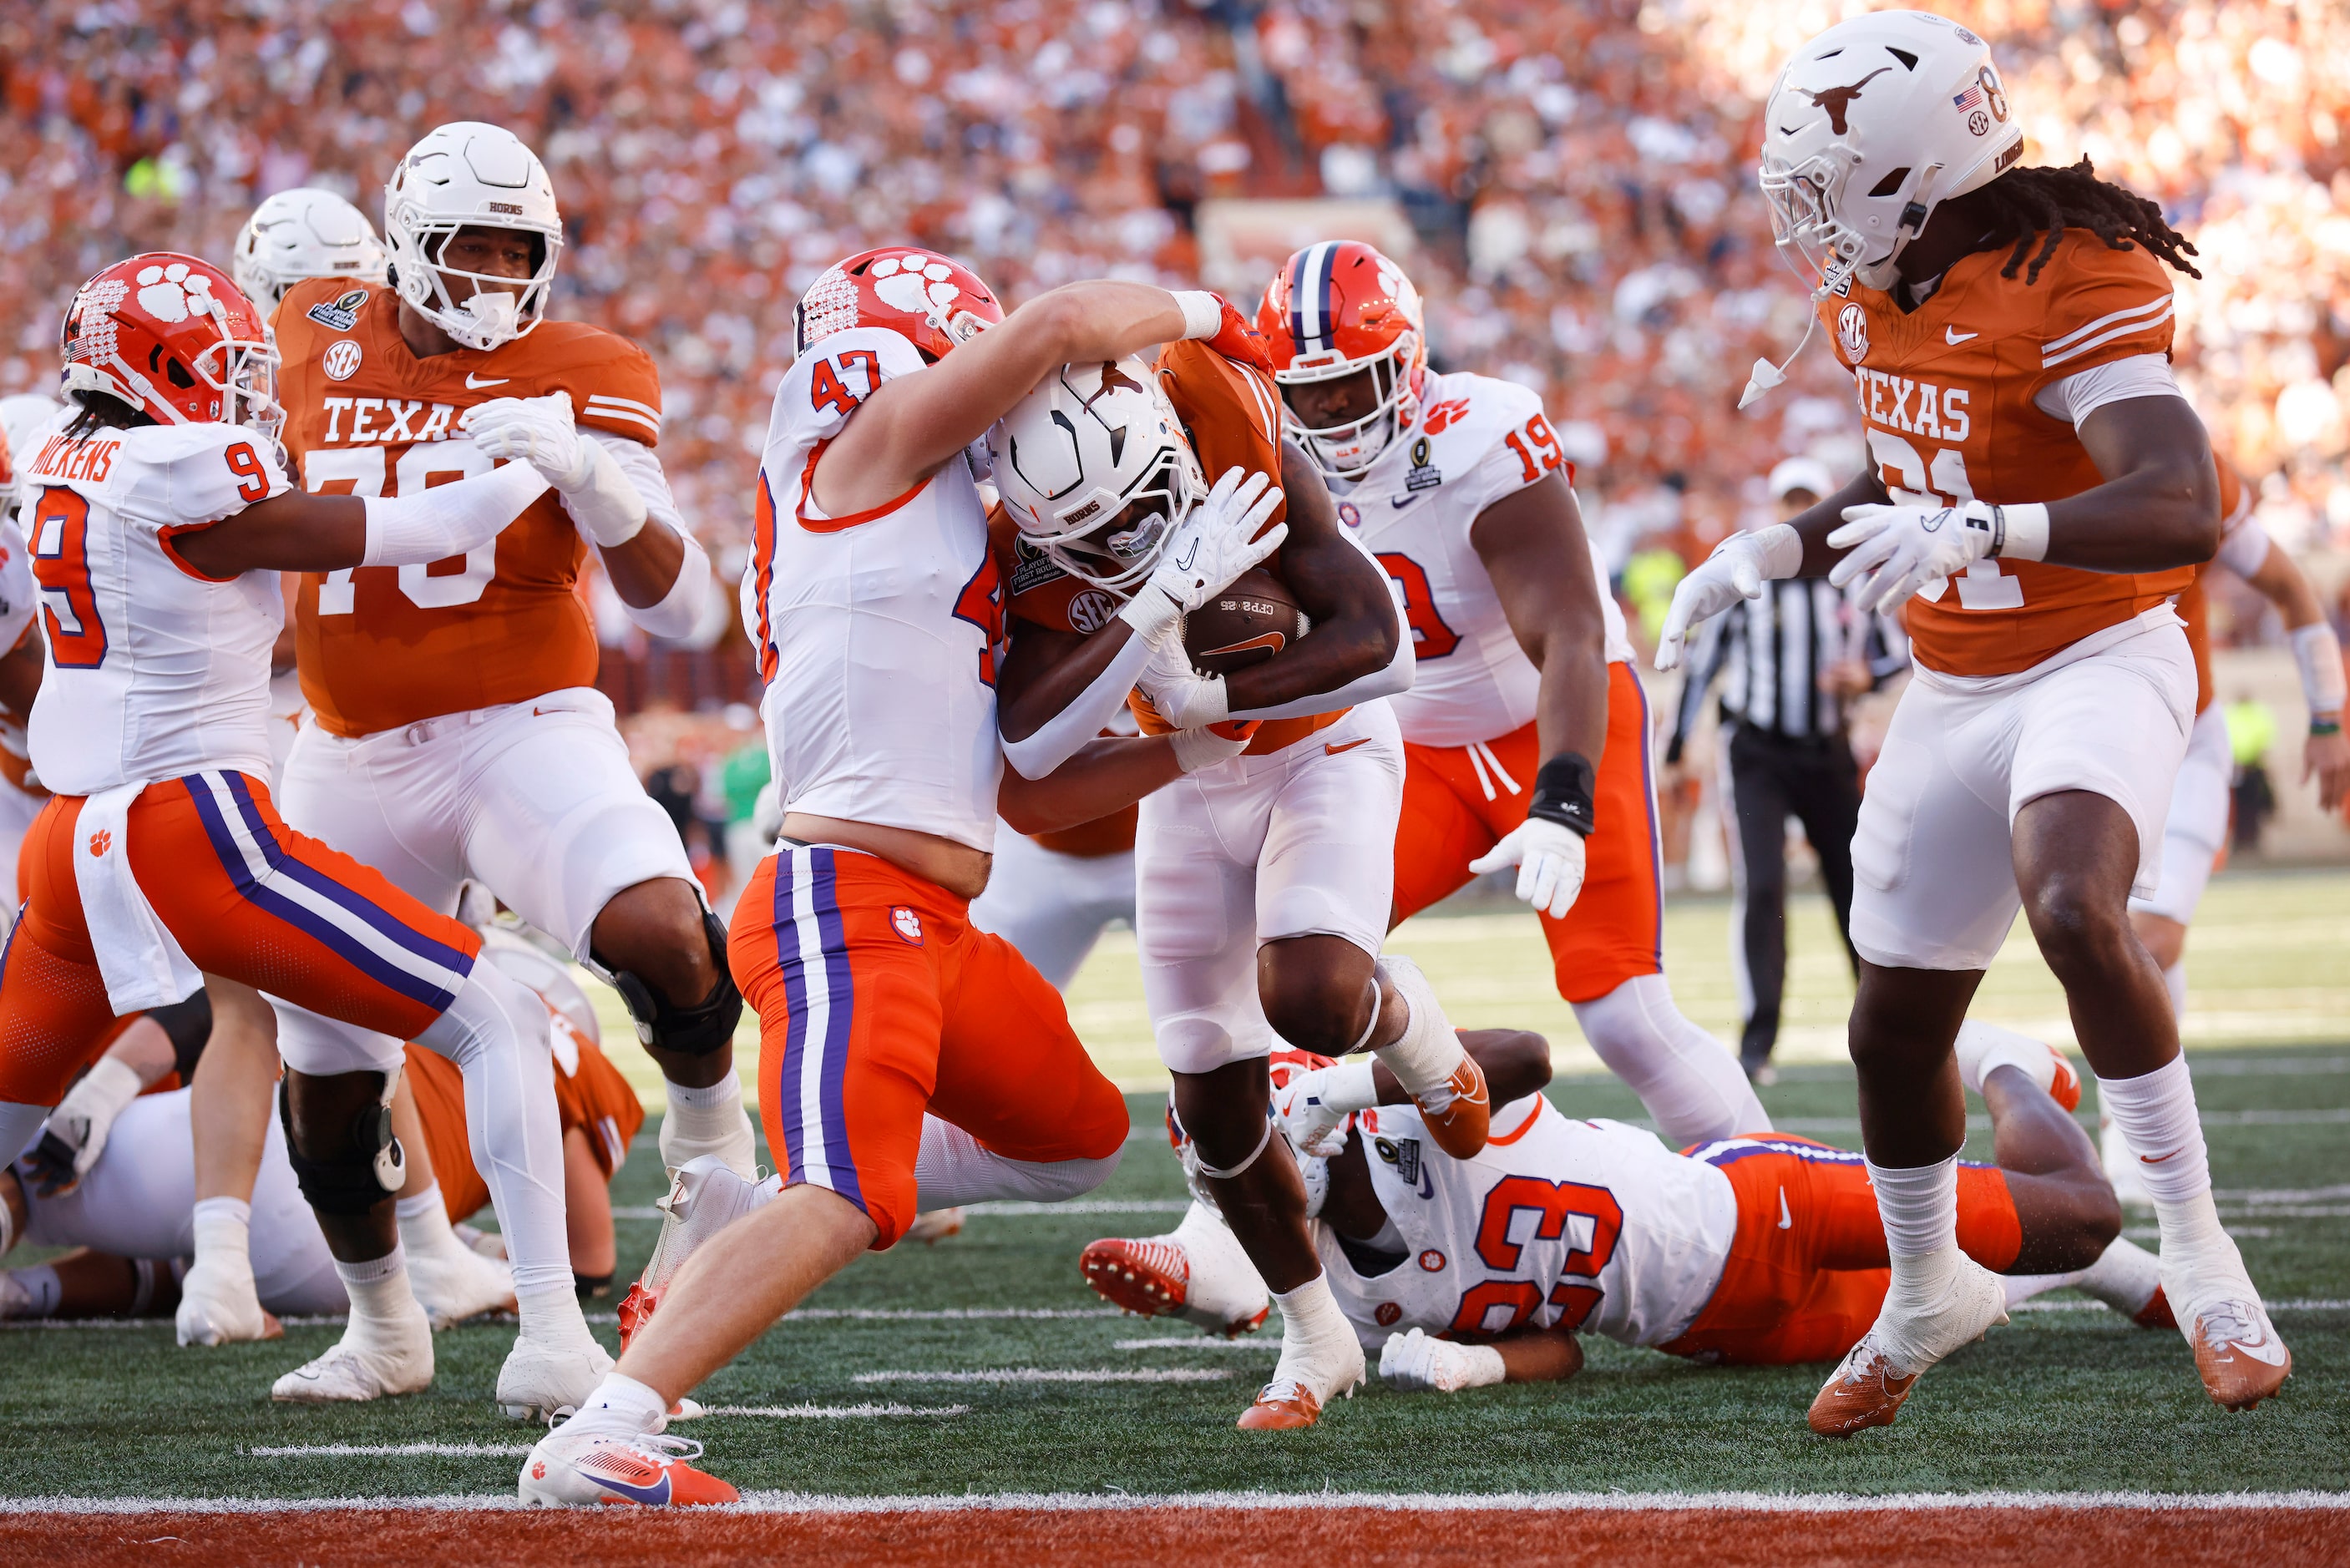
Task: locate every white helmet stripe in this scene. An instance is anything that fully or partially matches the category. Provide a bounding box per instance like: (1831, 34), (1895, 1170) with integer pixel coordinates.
(1292, 240), (1338, 351)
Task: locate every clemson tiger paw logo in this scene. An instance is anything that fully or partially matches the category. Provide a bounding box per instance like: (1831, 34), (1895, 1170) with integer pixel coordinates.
(134, 261), (215, 325)
(868, 254), (960, 316)
(530, 1460), (547, 1480)
(87, 829), (111, 857)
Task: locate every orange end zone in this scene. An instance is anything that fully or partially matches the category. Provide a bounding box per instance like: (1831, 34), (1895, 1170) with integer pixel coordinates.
(7, 1505), (2346, 1568)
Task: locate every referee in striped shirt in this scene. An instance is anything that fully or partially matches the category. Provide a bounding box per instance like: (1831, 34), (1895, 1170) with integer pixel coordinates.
(1665, 458), (1908, 1083)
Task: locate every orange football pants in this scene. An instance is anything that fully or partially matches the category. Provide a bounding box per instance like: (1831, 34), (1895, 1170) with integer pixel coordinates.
(1659, 1135), (2023, 1366)
(0, 772), (478, 1106)
(1392, 661), (1662, 1002)
(732, 845), (1128, 1249)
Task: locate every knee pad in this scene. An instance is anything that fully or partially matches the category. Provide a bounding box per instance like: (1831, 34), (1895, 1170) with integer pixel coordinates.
(605, 910), (742, 1058)
(278, 1074), (405, 1216)
(145, 989), (215, 1084)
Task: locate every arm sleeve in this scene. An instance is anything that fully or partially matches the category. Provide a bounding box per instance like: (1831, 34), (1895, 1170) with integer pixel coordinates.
(2215, 515), (2271, 579)
(999, 630), (1159, 780)
(361, 459), (551, 566)
(580, 433), (712, 640)
(2028, 352), (2184, 425)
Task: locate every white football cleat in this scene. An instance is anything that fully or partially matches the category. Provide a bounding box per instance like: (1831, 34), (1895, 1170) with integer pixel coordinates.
(1809, 1252), (2008, 1436)
(903, 1207), (965, 1245)
(519, 1426), (738, 1507)
(407, 1237), (517, 1330)
(497, 1333), (615, 1422)
(271, 1317), (433, 1403)
(176, 1255), (281, 1348)
(617, 1156), (777, 1351)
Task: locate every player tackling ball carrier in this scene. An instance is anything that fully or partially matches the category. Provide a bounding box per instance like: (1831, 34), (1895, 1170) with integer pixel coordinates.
(518, 255), (1290, 1503)
(1660, 10), (2287, 1433)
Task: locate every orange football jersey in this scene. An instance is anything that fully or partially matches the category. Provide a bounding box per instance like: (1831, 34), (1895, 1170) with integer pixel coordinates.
(273, 279), (663, 736)
(1823, 229), (2195, 677)
(1000, 336), (1340, 756)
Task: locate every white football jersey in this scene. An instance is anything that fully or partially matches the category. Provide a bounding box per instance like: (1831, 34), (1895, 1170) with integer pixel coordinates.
(745, 326), (1004, 853)
(1330, 371), (1630, 748)
(21, 422), (291, 796)
(1315, 1094), (1737, 1351)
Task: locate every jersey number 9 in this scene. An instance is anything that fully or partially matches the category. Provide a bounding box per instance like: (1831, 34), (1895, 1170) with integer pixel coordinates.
(30, 487), (109, 670)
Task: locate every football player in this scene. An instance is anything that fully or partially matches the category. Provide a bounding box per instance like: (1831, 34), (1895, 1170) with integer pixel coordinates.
(242, 123), (750, 1416)
(984, 323), (1508, 1430)
(517, 255), (1263, 1504)
(1084, 1024), (2168, 1389)
(0, 254), (595, 1408)
(230, 188), (390, 306)
(1659, 10), (2283, 1431)
(1, 953), (641, 1326)
(0, 392), (63, 906)
(1259, 241), (1769, 1148)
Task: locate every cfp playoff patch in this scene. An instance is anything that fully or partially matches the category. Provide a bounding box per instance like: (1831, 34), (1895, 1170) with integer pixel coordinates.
(1373, 1133), (1423, 1187)
(305, 288), (370, 332)
(1403, 435), (1442, 493)
(1008, 537), (1068, 596)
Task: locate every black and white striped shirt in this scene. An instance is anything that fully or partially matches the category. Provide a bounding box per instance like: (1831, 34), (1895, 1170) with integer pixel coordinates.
(1667, 579), (1907, 759)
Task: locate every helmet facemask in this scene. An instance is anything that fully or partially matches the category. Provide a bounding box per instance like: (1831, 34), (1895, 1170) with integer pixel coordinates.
(1760, 147), (1939, 295)
(1041, 448), (1196, 594)
(1278, 339), (1416, 482)
(396, 224), (559, 353)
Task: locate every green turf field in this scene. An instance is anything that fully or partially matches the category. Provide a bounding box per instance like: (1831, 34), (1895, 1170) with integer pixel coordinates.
(0, 871), (2341, 1504)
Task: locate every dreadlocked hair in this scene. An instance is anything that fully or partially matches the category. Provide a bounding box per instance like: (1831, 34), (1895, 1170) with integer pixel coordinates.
(1973, 157), (2201, 286)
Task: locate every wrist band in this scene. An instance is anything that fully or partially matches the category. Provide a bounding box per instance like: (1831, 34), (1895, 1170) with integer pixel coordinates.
(1984, 501), (2049, 562)
(2312, 717), (2343, 737)
(1172, 290), (1223, 341)
(1527, 751), (1597, 837)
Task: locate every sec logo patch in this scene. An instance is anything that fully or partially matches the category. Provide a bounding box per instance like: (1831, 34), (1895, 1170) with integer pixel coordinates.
(1067, 589), (1117, 634)
(322, 339), (364, 381)
(1837, 303), (1869, 364)
(1417, 1249), (1446, 1273)
(1375, 1302), (1402, 1327)
(889, 905), (924, 945)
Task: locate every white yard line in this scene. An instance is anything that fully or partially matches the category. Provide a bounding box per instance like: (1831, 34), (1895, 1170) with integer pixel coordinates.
(964, 1200), (1190, 1216)
(246, 1444), (533, 1458)
(849, 1368), (1232, 1384)
(1116, 1338), (1274, 1350)
(694, 1404), (970, 1419)
(4, 1489), (2346, 1515)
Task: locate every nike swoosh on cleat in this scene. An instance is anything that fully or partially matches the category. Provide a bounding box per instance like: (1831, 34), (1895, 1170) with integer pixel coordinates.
(465, 373), (511, 388)
(589, 1467), (672, 1505)
(1325, 737), (1371, 755)
(1945, 327), (1978, 344)
(2222, 1332), (2290, 1366)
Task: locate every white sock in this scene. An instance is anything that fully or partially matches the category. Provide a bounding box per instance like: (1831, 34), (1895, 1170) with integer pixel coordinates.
(2097, 1055), (2229, 1265)
(1573, 973), (1768, 1145)
(395, 1184), (464, 1257)
(333, 1245), (419, 1342)
(1869, 1154), (1963, 1304)
(417, 963), (573, 1305)
(190, 1196), (257, 1288)
(914, 1115), (1122, 1207)
(658, 1075), (757, 1179)
(1269, 1272), (1357, 1393)
(2162, 960), (2187, 1021)
(1952, 1019), (2058, 1099)
(517, 1282), (594, 1348)
(559, 1371), (668, 1440)
(1, 1265), (59, 1317)
(2000, 1269), (2084, 1308)
(2076, 1236), (2166, 1318)
(1368, 957), (1466, 1101)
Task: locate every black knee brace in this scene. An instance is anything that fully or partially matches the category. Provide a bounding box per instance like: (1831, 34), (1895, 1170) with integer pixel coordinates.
(606, 909), (742, 1058)
(278, 1078), (405, 1216)
(146, 989), (215, 1083)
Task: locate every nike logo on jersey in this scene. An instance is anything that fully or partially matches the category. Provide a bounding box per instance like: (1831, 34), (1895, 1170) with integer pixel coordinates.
(1325, 737), (1372, 756)
(1945, 326), (1978, 345)
(465, 373), (511, 388)
(1390, 493), (1419, 508)
(1777, 1187), (1792, 1229)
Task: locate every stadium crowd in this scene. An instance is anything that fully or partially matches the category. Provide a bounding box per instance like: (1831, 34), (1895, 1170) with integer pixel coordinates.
(2, 0), (2343, 640)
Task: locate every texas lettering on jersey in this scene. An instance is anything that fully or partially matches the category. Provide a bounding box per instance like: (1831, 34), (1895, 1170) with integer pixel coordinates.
(998, 336), (1343, 756)
(273, 278), (663, 736)
(1824, 230), (2193, 676)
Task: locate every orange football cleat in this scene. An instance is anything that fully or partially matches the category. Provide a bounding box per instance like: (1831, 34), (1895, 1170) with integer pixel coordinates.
(2188, 1299), (2292, 1411)
(1414, 1054), (1491, 1161)
(2046, 1051), (2082, 1113)
(1236, 1378), (1323, 1430)
(1081, 1237), (1188, 1318)
(1807, 1342), (1921, 1437)
(519, 1430), (737, 1508)
(2132, 1283), (2176, 1331)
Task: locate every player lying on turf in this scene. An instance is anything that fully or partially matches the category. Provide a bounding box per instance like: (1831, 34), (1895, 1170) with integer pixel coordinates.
(1083, 1024), (2170, 1388)
(0, 945), (641, 1327)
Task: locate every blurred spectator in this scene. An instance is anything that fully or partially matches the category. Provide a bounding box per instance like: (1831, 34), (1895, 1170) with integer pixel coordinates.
(2226, 691), (2279, 851)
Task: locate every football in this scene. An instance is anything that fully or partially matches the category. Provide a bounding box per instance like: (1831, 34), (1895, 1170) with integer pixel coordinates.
(1183, 568), (1309, 675)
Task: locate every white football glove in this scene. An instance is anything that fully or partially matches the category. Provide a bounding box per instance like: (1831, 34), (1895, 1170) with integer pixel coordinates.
(1379, 1328), (1507, 1393)
(1270, 1059), (1378, 1159)
(1138, 632), (1231, 730)
(23, 1056), (143, 1198)
(468, 392), (648, 547)
(1466, 817), (1588, 919)
(1653, 524), (1803, 672)
(1117, 467), (1288, 645)
(1168, 721), (1259, 773)
(1828, 500), (2004, 615)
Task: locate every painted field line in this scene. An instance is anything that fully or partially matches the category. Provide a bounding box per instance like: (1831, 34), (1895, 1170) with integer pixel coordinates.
(786, 1308), (1120, 1321)
(698, 1404), (970, 1419)
(6, 1489), (2347, 1516)
(849, 1368), (1233, 1384)
(2220, 1183), (2350, 1203)
(248, 1444), (533, 1458)
(1117, 1337), (1274, 1350)
(965, 1200), (1190, 1216)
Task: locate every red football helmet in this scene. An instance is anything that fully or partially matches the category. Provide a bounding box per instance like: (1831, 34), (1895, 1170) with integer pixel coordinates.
(794, 246), (1003, 362)
(1256, 240), (1428, 480)
(60, 252), (280, 438)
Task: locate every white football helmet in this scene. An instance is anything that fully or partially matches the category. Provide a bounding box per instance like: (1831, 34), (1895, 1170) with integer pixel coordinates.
(1759, 11), (2023, 294)
(990, 357), (1204, 594)
(231, 189), (389, 306)
(382, 122), (564, 352)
